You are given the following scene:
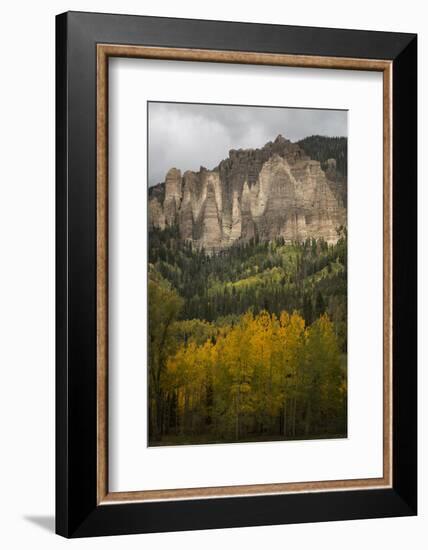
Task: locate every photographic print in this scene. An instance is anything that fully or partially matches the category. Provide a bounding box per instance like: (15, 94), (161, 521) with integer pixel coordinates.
(148, 102), (347, 447)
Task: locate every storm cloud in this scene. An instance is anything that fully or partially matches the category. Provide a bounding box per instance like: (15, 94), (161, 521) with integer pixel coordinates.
(148, 102), (347, 187)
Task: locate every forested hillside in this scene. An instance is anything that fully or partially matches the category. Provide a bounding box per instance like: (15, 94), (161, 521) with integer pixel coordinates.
(148, 227), (347, 445)
(298, 135), (347, 177)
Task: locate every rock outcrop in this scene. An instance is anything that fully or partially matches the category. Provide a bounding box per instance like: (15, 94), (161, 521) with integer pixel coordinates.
(149, 135), (347, 251)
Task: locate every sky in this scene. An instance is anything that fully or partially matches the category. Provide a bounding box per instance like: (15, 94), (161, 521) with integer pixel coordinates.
(148, 102), (347, 186)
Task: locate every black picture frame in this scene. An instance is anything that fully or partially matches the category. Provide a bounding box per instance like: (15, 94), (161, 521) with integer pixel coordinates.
(56, 11), (417, 538)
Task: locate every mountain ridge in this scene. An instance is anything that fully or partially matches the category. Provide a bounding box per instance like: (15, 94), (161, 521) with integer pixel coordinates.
(149, 135), (347, 251)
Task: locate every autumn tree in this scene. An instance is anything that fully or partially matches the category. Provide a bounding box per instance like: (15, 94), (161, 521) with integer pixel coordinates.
(148, 267), (183, 439)
(302, 314), (344, 436)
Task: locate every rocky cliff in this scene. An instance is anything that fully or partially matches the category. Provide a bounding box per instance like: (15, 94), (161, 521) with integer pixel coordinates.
(149, 135), (347, 251)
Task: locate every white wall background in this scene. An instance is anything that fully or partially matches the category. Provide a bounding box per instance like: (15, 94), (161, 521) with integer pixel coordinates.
(0, 0), (424, 547)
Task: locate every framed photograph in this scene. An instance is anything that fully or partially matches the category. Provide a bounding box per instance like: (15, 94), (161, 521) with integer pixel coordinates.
(56, 11), (417, 537)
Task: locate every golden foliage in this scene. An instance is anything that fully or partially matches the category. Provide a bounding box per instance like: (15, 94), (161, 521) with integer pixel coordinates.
(160, 310), (346, 441)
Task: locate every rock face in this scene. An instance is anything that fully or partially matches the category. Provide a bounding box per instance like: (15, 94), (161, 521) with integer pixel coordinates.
(149, 135), (347, 251)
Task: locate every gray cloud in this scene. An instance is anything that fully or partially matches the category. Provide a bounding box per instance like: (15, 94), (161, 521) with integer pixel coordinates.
(148, 102), (347, 186)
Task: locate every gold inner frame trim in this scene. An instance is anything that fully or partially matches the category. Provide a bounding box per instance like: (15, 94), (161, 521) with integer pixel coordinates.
(96, 44), (393, 504)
